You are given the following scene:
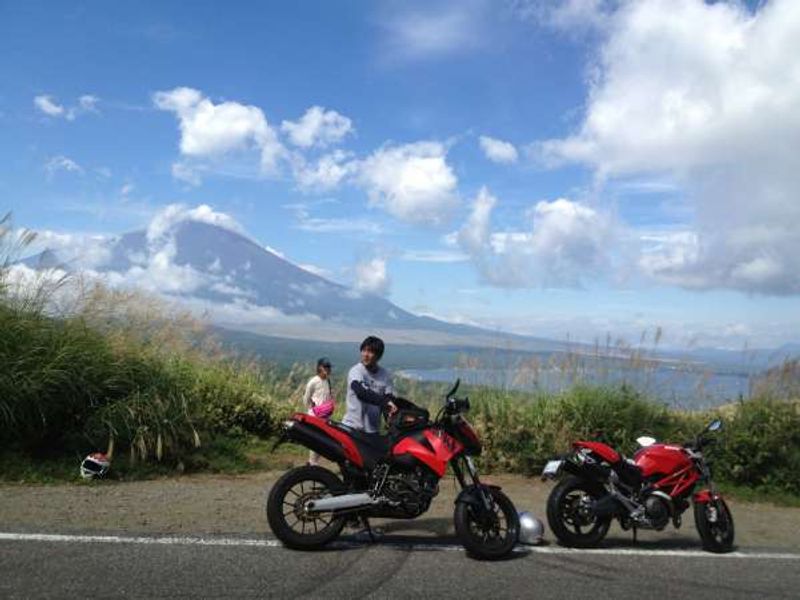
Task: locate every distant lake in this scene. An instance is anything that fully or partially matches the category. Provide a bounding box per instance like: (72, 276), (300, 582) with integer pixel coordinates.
(397, 363), (752, 409)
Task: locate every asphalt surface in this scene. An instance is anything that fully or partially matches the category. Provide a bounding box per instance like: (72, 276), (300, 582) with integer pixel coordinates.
(2, 531), (799, 599)
(3, 471), (799, 598)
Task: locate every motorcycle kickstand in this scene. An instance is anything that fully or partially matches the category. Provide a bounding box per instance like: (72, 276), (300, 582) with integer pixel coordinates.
(632, 525), (638, 545)
(361, 516), (376, 543)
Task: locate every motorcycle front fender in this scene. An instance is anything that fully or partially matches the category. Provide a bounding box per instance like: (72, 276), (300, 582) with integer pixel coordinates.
(693, 489), (723, 504)
(454, 484), (501, 508)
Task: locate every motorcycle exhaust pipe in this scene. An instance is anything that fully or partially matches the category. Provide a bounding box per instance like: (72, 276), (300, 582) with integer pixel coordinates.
(306, 493), (378, 512)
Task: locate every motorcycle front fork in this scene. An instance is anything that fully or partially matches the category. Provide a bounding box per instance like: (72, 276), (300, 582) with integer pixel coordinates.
(452, 455), (494, 513)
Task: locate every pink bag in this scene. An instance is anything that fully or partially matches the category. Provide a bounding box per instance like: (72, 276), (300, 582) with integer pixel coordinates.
(312, 398), (335, 419)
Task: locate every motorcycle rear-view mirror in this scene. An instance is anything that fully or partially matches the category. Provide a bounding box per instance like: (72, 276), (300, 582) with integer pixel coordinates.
(445, 378), (460, 398)
(636, 436), (656, 447)
(706, 419), (723, 433)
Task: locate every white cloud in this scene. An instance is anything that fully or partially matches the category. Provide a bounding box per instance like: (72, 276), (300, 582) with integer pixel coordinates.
(208, 281), (256, 300)
(281, 106), (353, 148)
(109, 238), (207, 295)
(45, 155), (83, 177)
(523, 199), (617, 280)
(21, 204), (252, 298)
(638, 229), (701, 285)
(291, 150), (357, 191)
(458, 188), (619, 288)
(171, 161), (203, 186)
(34, 95), (64, 117)
(34, 94), (100, 120)
(458, 186), (497, 255)
(146, 203), (245, 242)
(479, 135), (518, 164)
(538, 0), (800, 295)
(287, 202), (383, 235)
(400, 249), (469, 263)
(379, 1), (487, 60)
(296, 216), (383, 235)
(181, 296), (322, 327)
(78, 95), (99, 113)
(88, 204), (247, 296)
(354, 257), (390, 296)
(357, 141), (459, 225)
(29, 230), (112, 270)
(153, 87), (285, 175)
(516, 0), (615, 34)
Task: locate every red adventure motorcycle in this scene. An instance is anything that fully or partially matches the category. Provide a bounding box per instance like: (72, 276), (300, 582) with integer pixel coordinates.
(542, 419), (734, 553)
(267, 379), (520, 560)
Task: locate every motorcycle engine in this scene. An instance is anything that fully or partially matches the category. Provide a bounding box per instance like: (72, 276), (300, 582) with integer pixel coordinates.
(383, 468), (440, 517)
(643, 493), (672, 530)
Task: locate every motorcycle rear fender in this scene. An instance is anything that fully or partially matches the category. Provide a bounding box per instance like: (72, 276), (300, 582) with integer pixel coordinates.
(693, 489), (722, 504)
(454, 484), (501, 508)
(271, 430), (288, 452)
(282, 418), (350, 465)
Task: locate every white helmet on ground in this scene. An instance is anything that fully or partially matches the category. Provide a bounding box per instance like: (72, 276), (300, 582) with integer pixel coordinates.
(80, 452), (110, 480)
(518, 511), (545, 545)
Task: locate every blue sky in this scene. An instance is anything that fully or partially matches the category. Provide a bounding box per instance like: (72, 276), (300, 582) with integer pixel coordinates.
(2, 0), (799, 349)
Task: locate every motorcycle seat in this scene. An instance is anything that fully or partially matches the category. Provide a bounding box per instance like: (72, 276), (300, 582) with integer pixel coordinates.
(330, 422), (391, 467)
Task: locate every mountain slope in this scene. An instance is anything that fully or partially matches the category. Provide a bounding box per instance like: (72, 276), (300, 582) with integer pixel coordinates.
(25, 220), (508, 338)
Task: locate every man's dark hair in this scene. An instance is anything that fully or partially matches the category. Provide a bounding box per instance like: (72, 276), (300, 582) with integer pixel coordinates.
(360, 336), (385, 361)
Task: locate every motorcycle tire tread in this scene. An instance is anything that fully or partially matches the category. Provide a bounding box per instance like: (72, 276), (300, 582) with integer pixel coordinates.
(453, 487), (520, 561)
(546, 475), (611, 548)
(694, 498), (735, 553)
(266, 465), (346, 550)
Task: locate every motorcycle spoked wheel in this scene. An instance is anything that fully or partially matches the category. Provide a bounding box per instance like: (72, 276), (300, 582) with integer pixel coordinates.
(694, 498), (735, 553)
(454, 487), (520, 560)
(546, 476), (611, 548)
(266, 466), (346, 550)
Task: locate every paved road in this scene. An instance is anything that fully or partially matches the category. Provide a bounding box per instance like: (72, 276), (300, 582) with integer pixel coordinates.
(2, 531), (799, 599)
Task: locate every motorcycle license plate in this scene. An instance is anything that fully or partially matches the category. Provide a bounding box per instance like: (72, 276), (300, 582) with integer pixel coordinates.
(542, 460), (563, 478)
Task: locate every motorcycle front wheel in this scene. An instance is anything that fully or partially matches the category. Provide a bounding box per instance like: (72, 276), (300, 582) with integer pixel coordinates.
(454, 487), (520, 560)
(266, 465), (346, 550)
(694, 498), (734, 553)
(546, 476), (611, 548)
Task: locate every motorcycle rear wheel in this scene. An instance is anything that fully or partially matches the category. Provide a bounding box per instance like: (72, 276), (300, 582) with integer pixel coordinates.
(694, 498), (734, 553)
(454, 487), (520, 560)
(267, 466), (346, 550)
(547, 476), (611, 548)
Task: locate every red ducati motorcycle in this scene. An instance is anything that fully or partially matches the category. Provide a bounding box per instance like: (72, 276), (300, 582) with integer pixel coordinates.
(542, 419), (734, 552)
(267, 380), (520, 560)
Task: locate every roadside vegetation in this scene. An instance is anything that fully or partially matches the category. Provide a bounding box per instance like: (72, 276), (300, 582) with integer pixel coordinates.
(1, 214), (798, 503)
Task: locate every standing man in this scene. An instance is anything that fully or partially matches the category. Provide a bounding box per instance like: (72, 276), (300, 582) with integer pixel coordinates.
(343, 336), (397, 433)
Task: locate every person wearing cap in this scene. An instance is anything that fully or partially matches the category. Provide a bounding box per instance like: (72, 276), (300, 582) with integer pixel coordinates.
(303, 357), (335, 466)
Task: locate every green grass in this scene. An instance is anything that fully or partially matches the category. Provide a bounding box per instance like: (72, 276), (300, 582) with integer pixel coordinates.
(393, 378), (800, 499)
(0, 436), (307, 484)
(717, 482), (800, 508)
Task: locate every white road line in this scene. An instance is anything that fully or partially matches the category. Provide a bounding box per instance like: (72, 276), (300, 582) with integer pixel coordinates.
(1, 532), (798, 560)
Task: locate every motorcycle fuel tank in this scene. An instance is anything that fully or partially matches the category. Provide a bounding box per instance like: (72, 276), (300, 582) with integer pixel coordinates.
(634, 443), (692, 478)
